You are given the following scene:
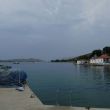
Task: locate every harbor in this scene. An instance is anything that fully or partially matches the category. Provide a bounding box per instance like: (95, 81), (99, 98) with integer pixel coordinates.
(0, 63), (110, 109)
(0, 64), (110, 109)
(0, 0), (110, 109)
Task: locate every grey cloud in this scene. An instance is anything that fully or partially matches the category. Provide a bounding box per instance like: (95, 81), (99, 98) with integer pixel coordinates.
(0, 0), (110, 60)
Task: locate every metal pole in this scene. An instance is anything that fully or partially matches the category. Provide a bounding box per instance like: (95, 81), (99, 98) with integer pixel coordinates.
(19, 72), (20, 84)
(69, 90), (72, 106)
(56, 89), (59, 106)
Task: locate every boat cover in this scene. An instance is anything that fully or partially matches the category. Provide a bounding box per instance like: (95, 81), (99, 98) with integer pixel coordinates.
(0, 71), (27, 86)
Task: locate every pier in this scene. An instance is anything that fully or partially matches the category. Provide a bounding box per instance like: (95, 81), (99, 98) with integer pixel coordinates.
(0, 85), (110, 110)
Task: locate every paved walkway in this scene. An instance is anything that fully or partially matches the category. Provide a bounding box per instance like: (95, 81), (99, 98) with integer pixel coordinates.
(0, 85), (110, 110)
(0, 85), (43, 110)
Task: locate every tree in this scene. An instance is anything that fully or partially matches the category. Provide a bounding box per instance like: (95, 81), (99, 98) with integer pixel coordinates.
(91, 49), (102, 57)
(103, 47), (110, 55)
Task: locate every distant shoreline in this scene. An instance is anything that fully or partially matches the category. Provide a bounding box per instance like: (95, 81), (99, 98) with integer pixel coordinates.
(0, 58), (43, 63)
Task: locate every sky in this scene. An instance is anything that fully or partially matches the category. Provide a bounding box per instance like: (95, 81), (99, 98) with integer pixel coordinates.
(0, 0), (110, 60)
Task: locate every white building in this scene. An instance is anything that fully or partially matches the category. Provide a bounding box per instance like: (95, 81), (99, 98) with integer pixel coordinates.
(90, 54), (110, 64)
(90, 58), (103, 64)
(77, 60), (87, 64)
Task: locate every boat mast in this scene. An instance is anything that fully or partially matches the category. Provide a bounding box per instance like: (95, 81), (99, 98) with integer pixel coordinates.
(19, 72), (20, 84)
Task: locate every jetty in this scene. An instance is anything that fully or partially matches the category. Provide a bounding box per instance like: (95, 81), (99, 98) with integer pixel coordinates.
(0, 85), (110, 110)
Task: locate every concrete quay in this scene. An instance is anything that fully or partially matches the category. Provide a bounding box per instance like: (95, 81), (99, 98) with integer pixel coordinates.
(0, 85), (43, 110)
(0, 85), (110, 110)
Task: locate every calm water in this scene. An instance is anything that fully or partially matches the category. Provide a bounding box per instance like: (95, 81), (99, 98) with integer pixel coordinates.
(2, 62), (110, 108)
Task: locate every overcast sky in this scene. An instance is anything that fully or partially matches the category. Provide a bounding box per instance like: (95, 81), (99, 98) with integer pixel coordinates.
(0, 0), (110, 60)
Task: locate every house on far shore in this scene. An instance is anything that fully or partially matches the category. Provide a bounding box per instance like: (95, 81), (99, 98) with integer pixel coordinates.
(77, 60), (88, 65)
(90, 54), (110, 65)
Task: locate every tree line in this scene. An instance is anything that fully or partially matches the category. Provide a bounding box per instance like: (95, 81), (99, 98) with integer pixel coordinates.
(91, 46), (110, 57)
(51, 46), (110, 62)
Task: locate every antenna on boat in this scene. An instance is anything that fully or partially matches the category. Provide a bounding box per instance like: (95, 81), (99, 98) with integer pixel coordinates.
(19, 71), (20, 84)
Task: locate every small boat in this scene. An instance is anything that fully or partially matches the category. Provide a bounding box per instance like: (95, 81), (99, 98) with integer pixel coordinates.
(16, 86), (24, 91)
(16, 71), (26, 91)
(0, 70), (27, 87)
(13, 62), (20, 64)
(1, 65), (12, 70)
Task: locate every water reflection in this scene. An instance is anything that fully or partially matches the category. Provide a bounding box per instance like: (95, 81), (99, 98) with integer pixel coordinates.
(74, 65), (110, 107)
(76, 65), (110, 81)
(103, 66), (110, 86)
(76, 65), (110, 89)
(76, 65), (104, 81)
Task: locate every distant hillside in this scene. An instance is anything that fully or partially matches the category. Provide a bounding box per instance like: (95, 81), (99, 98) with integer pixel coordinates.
(51, 53), (92, 62)
(0, 58), (43, 62)
(71, 53), (92, 61)
(51, 46), (110, 62)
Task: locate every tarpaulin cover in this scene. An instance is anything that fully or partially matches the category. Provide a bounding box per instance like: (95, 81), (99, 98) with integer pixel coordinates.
(0, 71), (27, 86)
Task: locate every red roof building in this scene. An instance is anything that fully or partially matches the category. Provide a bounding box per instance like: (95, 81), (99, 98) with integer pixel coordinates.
(90, 54), (110, 64)
(98, 54), (110, 59)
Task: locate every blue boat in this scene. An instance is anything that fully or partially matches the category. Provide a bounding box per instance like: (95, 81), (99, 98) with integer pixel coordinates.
(0, 70), (27, 86)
